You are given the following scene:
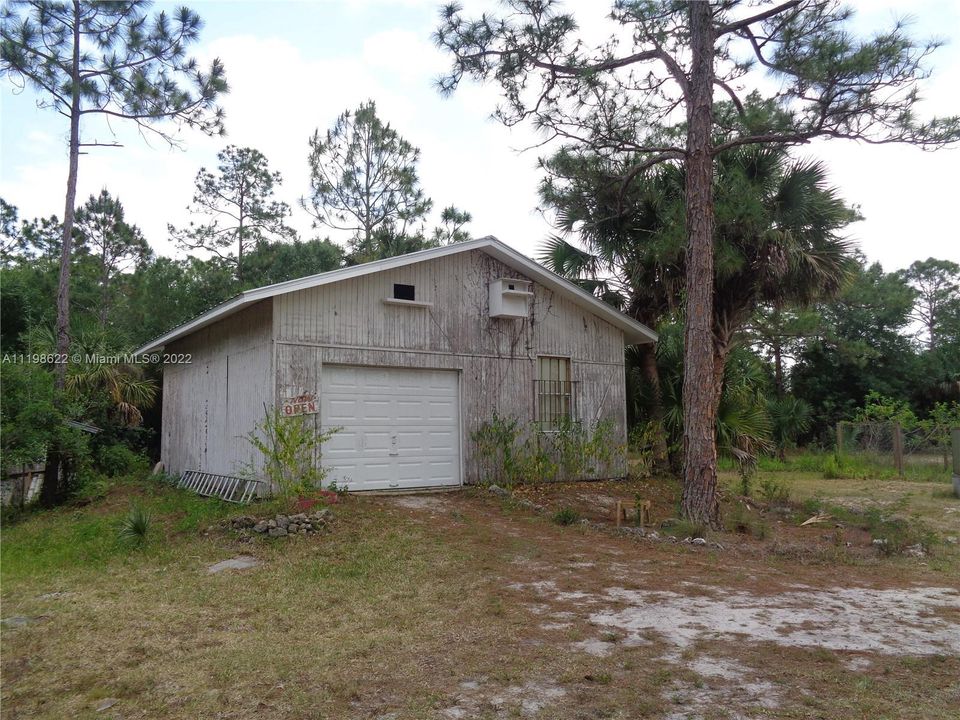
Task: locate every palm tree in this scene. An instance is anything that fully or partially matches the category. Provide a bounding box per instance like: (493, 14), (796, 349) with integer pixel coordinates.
(540, 145), (856, 480)
(27, 324), (157, 426)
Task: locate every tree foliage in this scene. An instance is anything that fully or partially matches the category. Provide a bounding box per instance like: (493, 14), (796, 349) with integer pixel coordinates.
(436, 0), (959, 525)
(1, 0), (227, 506)
(303, 100), (433, 259)
(74, 190), (151, 325)
(172, 145), (294, 282)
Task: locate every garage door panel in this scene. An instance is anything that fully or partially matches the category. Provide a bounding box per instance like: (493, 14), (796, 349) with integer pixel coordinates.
(321, 365), (460, 491)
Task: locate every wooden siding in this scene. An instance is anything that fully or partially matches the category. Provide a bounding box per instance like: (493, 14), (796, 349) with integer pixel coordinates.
(161, 299), (273, 478)
(273, 250), (628, 482)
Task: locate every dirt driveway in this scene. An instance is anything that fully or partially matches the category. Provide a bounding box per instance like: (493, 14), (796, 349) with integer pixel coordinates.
(2, 483), (958, 719)
(380, 489), (960, 720)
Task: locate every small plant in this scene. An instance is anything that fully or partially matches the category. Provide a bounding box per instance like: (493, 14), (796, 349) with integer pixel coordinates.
(552, 507), (580, 526)
(822, 454), (844, 479)
(245, 406), (340, 499)
(725, 505), (770, 539)
(758, 476), (790, 504)
(117, 502), (151, 547)
(668, 519), (707, 540)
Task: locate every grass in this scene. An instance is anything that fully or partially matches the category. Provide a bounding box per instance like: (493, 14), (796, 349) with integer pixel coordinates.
(3, 470), (959, 719)
(718, 450), (953, 484)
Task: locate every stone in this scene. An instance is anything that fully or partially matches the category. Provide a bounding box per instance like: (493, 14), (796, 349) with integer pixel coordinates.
(872, 538), (888, 547)
(291, 513), (307, 523)
(288, 523), (300, 533)
(488, 484), (510, 497)
(945, 536), (958, 545)
(207, 556), (261, 574)
(711, 542), (725, 550)
(253, 521), (269, 533)
(692, 537), (708, 546)
(275, 515), (290, 529)
(299, 527), (309, 535)
(232, 515), (256, 528)
(1, 615), (32, 628)
(903, 544), (926, 558)
(268, 527), (288, 538)
(682, 537), (692, 544)
(95, 698), (119, 712)
(646, 531), (660, 540)
(267, 519), (277, 529)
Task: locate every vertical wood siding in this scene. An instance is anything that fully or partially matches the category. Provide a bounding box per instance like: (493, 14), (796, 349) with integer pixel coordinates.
(160, 299), (273, 478)
(272, 250), (628, 482)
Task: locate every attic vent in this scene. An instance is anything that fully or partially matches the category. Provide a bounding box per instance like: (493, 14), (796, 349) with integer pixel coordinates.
(489, 278), (533, 318)
(393, 283), (415, 301)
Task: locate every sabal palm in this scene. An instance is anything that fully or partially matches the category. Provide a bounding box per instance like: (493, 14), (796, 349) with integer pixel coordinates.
(28, 324), (157, 426)
(541, 145), (855, 460)
(541, 144), (856, 346)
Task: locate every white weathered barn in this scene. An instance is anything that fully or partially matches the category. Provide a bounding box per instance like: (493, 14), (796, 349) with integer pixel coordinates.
(136, 237), (656, 491)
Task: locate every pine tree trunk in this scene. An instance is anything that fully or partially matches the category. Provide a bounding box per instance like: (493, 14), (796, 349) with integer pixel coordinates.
(773, 340), (784, 396)
(680, 0), (720, 528)
(41, 1), (82, 508)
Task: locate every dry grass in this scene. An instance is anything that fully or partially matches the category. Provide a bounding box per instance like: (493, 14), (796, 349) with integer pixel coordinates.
(2, 473), (959, 719)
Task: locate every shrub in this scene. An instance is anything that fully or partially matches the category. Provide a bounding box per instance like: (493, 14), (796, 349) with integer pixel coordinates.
(245, 407), (340, 499)
(666, 518), (707, 540)
(117, 503), (151, 547)
(725, 505), (769, 539)
(95, 443), (149, 477)
(552, 507), (580, 526)
(473, 415), (622, 486)
(822, 455), (844, 479)
(758, 476), (790, 504)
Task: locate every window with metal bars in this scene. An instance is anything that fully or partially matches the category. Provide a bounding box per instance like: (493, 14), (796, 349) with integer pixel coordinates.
(535, 356), (577, 430)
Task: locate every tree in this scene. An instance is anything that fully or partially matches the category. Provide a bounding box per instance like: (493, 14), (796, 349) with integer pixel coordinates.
(791, 259), (921, 437)
(435, 0), (959, 525)
(241, 237), (343, 287)
(172, 145), (294, 282)
(303, 100), (433, 257)
(1, 0), (227, 506)
(74, 190), (151, 325)
(748, 306), (822, 397)
(541, 144), (856, 472)
(432, 205), (473, 244)
(0, 197), (21, 262)
(899, 258), (960, 350)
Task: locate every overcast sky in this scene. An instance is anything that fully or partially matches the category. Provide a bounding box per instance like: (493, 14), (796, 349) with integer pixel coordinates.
(2, 0), (959, 271)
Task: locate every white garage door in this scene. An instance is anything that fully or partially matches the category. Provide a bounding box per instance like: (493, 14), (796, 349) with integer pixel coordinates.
(320, 365), (461, 491)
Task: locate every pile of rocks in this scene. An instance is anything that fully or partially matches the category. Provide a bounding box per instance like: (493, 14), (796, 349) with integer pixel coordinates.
(226, 509), (333, 538)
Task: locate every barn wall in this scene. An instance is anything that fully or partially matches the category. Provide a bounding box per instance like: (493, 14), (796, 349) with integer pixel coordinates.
(160, 299), (273, 478)
(273, 250), (627, 482)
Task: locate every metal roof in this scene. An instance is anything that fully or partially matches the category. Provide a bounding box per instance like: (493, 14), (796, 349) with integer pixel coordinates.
(134, 236), (657, 354)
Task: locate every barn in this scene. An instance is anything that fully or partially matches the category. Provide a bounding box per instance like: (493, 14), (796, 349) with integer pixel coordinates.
(135, 236), (657, 492)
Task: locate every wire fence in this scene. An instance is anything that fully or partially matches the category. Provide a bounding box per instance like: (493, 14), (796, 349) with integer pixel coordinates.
(836, 421), (955, 479)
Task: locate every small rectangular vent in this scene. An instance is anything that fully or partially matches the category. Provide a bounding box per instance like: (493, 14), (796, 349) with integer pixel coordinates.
(393, 283), (415, 301)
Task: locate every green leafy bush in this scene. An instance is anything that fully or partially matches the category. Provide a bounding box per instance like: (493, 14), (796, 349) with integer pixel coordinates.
(472, 415), (622, 486)
(95, 443), (149, 477)
(245, 408), (340, 498)
(758, 476), (790, 504)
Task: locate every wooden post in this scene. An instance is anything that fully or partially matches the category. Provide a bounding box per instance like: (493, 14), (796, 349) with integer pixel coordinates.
(893, 422), (904, 477)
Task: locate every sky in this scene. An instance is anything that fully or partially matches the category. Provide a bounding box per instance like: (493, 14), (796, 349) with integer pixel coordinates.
(1, 0), (959, 272)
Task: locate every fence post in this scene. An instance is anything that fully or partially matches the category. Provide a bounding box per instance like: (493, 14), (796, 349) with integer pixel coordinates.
(836, 422), (843, 457)
(893, 422), (904, 477)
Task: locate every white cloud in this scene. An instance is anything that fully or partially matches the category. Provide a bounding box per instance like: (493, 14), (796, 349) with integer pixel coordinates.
(2, 0), (958, 272)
